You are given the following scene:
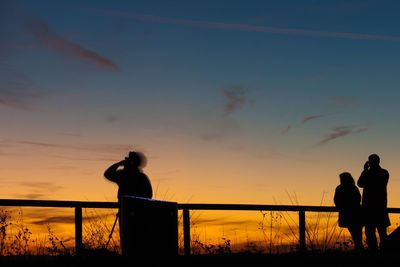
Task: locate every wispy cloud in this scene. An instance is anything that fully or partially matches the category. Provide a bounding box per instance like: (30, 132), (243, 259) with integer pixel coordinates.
(19, 182), (63, 192)
(220, 86), (253, 117)
(30, 211), (111, 225)
(315, 125), (368, 146)
(95, 9), (400, 42)
(1, 139), (134, 156)
(24, 17), (119, 70)
(14, 181), (63, 200)
(0, 65), (47, 111)
(2, 1), (118, 70)
(193, 217), (255, 227)
(13, 193), (47, 200)
(200, 86), (252, 142)
(302, 114), (326, 124)
(282, 114), (327, 134)
(31, 215), (75, 225)
(0, 63), (102, 112)
(104, 113), (119, 123)
(0, 90), (46, 111)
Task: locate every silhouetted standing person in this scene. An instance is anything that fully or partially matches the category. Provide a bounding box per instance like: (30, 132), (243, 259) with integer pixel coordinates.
(104, 151), (152, 252)
(334, 172), (364, 250)
(357, 154), (390, 250)
(105, 151), (152, 201)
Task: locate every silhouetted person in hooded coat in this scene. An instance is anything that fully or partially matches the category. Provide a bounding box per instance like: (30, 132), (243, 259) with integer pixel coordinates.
(357, 154), (390, 250)
(334, 172), (364, 250)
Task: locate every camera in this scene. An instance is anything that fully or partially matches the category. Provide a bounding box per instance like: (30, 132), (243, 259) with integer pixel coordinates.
(364, 161), (370, 170)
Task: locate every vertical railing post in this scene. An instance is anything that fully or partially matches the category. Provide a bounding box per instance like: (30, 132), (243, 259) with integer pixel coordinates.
(183, 209), (191, 256)
(299, 210), (306, 252)
(75, 207), (82, 254)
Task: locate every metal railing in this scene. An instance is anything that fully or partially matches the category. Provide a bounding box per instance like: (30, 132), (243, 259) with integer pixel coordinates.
(177, 203), (400, 255)
(1, 199), (400, 255)
(0, 199), (118, 253)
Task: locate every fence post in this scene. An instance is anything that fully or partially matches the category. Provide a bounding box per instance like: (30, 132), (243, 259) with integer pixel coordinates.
(75, 207), (83, 254)
(183, 209), (190, 256)
(299, 210), (306, 252)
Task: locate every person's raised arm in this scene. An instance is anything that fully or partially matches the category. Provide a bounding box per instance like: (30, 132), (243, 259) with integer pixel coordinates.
(104, 160), (125, 183)
(357, 161), (369, 188)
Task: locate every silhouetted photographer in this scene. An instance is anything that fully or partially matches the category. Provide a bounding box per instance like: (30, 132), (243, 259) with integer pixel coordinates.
(105, 151), (152, 201)
(357, 154), (390, 250)
(104, 151), (153, 249)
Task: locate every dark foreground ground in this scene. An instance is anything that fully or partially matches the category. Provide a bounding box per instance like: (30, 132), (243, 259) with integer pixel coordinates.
(0, 250), (398, 266)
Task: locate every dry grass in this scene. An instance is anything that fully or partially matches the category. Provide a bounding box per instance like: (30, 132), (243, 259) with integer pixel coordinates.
(0, 208), (121, 256)
(185, 209), (351, 255)
(183, 192), (359, 255)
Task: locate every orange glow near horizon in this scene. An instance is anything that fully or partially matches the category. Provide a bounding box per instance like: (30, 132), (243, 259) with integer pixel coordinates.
(1, 142), (400, 253)
(2, 143), (399, 205)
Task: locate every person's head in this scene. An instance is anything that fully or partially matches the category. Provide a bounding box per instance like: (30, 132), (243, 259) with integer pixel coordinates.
(124, 151), (147, 169)
(368, 154), (380, 168)
(339, 172), (355, 185)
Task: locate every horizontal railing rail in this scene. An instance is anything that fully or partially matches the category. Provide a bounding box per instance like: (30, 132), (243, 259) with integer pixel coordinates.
(1, 199), (400, 255)
(178, 203), (338, 212)
(178, 203), (400, 213)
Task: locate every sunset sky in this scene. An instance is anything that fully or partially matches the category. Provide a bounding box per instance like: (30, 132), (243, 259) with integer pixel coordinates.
(2, 0), (400, 219)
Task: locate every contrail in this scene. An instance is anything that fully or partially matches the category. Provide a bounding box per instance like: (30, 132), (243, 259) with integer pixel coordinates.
(96, 9), (400, 42)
